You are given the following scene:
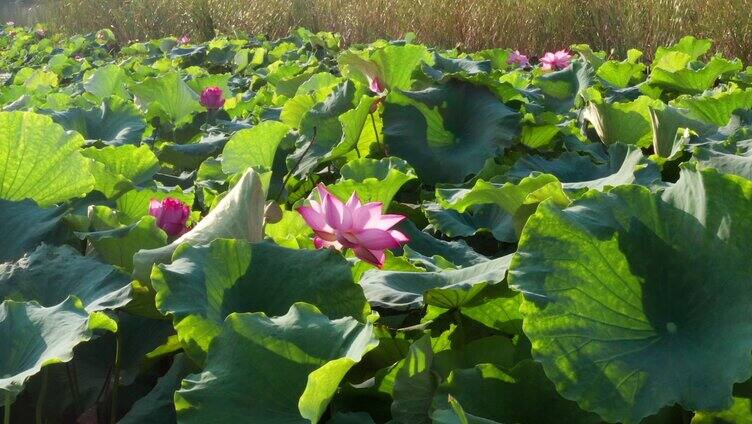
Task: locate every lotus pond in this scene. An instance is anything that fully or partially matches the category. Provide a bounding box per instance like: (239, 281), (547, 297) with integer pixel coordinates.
(2, 23), (752, 424)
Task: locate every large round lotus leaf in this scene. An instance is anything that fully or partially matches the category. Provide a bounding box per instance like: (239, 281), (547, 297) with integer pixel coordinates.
(328, 157), (417, 207)
(433, 361), (601, 424)
(0, 111), (94, 206)
(359, 254), (512, 311)
(152, 239), (370, 362)
(0, 244), (132, 312)
(509, 143), (661, 190)
(0, 297), (94, 400)
(383, 80), (520, 184)
(0, 199), (65, 262)
(174, 303), (378, 424)
(82, 144), (160, 199)
(509, 166), (752, 423)
(82, 64), (131, 99)
(46, 97), (146, 145)
(130, 71), (203, 127)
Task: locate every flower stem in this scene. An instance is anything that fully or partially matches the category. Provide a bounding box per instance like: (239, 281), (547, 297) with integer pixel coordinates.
(4, 393), (10, 424)
(369, 112), (385, 156)
(109, 331), (122, 424)
(35, 368), (48, 424)
(273, 127), (317, 203)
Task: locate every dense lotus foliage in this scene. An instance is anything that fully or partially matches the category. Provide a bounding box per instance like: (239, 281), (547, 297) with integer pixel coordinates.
(2, 21), (752, 424)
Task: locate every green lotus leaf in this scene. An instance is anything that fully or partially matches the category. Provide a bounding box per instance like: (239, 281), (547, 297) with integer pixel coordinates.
(359, 254), (511, 311)
(424, 203), (516, 242)
(532, 60), (592, 114)
(118, 353), (194, 424)
(433, 361), (601, 424)
(221, 120), (290, 175)
(673, 89), (752, 126)
(398, 221), (489, 268)
(132, 169), (265, 284)
(692, 396), (752, 424)
(0, 111), (94, 206)
(649, 104), (715, 158)
(384, 80), (520, 184)
(596, 49), (646, 88)
(0, 199), (65, 262)
(0, 244), (132, 312)
(509, 166), (752, 423)
(131, 71), (203, 127)
(327, 157), (417, 207)
(509, 143), (661, 190)
(436, 173), (569, 218)
(391, 335), (437, 424)
(81, 144), (159, 198)
(653, 36), (712, 65)
(174, 303), (378, 423)
(152, 239), (370, 362)
(650, 56), (742, 94)
(264, 207), (314, 249)
(0, 297), (96, 401)
(46, 97), (146, 146)
(82, 64), (130, 99)
(81, 211), (168, 271)
(693, 147), (752, 180)
(339, 44), (431, 92)
(583, 90), (662, 147)
(287, 82), (375, 176)
(423, 52), (492, 81)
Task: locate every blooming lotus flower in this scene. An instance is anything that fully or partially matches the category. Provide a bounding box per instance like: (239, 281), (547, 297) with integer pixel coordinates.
(200, 86), (225, 110)
(540, 50), (573, 71)
(508, 50), (530, 68)
(178, 34), (190, 45)
(297, 184), (409, 268)
(149, 197), (191, 237)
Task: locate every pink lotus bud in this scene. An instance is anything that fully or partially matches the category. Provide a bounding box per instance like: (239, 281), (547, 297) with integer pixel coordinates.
(74, 53), (84, 61)
(508, 50), (530, 68)
(200, 86), (225, 110)
(148, 197), (191, 237)
(297, 184), (409, 268)
(178, 34), (190, 45)
(368, 76), (386, 95)
(540, 50), (573, 71)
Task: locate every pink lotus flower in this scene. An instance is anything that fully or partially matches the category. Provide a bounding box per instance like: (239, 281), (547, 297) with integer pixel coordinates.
(540, 50), (573, 71)
(74, 53), (84, 61)
(149, 197), (191, 237)
(178, 34), (190, 45)
(297, 184), (410, 268)
(200, 86), (225, 110)
(508, 50), (530, 68)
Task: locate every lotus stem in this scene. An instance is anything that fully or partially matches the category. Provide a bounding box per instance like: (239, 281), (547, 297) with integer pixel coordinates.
(4, 392), (10, 424)
(109, 331), (122, 424)
(369, 112), (385, 156)
(35, 368), (48, 424)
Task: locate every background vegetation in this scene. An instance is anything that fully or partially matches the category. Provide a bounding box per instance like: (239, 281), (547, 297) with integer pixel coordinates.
(2, 0), (752, 61)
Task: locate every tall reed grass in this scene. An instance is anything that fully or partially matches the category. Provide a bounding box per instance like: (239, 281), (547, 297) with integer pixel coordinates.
(3, 0), (751, 62)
